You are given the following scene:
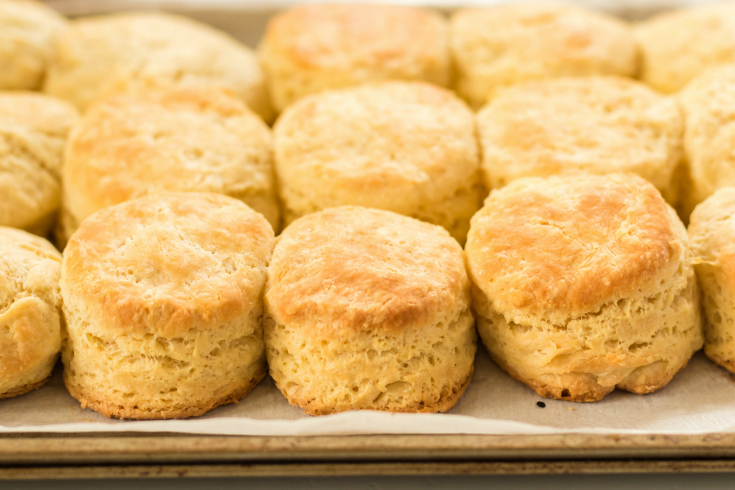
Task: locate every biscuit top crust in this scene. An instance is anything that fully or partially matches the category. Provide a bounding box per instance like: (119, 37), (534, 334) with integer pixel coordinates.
(689, 187), (735, 288)
(466, 173), (683, 317)
(477, 76), (682, 193)
(61, 193), (274, 336)
(261, 4), (448, 75)
(636, 2), (735, 93)
(63, 87), (272, 224)
(266, 206), (469, 334)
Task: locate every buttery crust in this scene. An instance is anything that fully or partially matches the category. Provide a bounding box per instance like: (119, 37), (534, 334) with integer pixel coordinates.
(0, 0), (67, 90)
(259, 3), (450, 112)
(0, 374), (52, 400)
(43, 12), (273, 121)
(273, 81), (481, 243)
(0, 91), (78, 234)
(450, 1), (638, 109)
(61, 193), (274, 419)
(0, 227), (62, 399)
(466, 173), (702, 402)
(476, 76), (683, 204)
(636, 2), (735, 94)
(678, 64), (735, 220)
(60, 87), (279, 244)
(264, 206), (477, 415)
(689, 187), (735, 375)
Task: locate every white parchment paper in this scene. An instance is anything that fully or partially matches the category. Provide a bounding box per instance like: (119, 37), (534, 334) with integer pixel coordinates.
(2, 349), (734, 435)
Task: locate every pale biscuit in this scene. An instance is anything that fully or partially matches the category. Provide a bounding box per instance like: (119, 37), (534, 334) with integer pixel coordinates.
(264, 206), (476, 415)
(688, 187), (735, 374)
(678, 64), (735, 220)
(0, 227), (62, 399)
(0, 0), (67, 90)
(259, 3), (450, 113)
(477, 77), (683, 203)
(466, 173), (702, 402)
(60, 193), (274, 419)
(59, 87), (279, 246)
(44, 12), (273, 122)
(450, 1), (638, 109)
(0, 91), (78, 235)
(636, 2), (735, 94)
(273, 81), (481, 243)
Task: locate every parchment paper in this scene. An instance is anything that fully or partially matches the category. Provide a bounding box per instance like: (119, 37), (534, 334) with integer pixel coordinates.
(2, 349), (734, 435)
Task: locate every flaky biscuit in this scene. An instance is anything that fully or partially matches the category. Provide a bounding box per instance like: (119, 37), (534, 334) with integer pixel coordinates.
(273, 81), (481, 243)
(60, 193), (274, 419)
(466, 173), (702, 402)
(44, 12), (273, 121)
(0, 227), (62, 399)
(59, 87), (279, 246)
(450, 1), (638, 109)
(477, 76), (683, 203)
(264, 206), (476, 415)
(0, 91), (78, 235)
(689, 187), (735, 374)
(259, 3), (450, 112)
(636, 2), (735, 94)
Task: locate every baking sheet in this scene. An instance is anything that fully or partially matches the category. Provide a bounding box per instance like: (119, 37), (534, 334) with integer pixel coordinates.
(2, 349), (734, 435)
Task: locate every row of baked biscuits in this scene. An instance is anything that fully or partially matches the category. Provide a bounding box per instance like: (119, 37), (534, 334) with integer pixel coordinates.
(6, 169), (735, 417)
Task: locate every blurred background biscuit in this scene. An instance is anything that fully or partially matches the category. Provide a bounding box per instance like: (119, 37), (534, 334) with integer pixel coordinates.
(450, 1), (638, 109)
(61, 193), (274, 419)
(636, 2), (735, 94)
(477, 76), (683, 203)
(0, 91), (78, 235)
(466, 173), (702, 402)
(273, 81), (481, 243)
(0, 227), (62, 399)
(0, 0), (66, 90)
(264, 206), (476, 415)
(43, 11), (273, 122)
(60, 87), (279, 246)
(259, 3), (450, 113)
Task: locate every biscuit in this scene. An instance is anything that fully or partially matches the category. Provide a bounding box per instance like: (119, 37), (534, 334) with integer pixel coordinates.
(688, 187), (735, 374)
(273, 81), (481, 243)
(678, 64), (735, 221)
(264, 206), (476, 416)
(259, 3), (450, 112)
(636, 2), (735, 94)
(0, 91), (78, 235)
(450, 2), (638, 109)
(465, 173), (702, 402)
(60, 193), (274, 419)
(44, 12), (273, 122)
(59, 87), (279, 246)
(0, 227), (62, 399)
(0, 0), (66, 90)
(477, 76), (683, 203)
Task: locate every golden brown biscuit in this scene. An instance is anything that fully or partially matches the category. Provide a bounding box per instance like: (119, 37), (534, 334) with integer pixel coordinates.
(450, 1), (638, 109)
(0, 91), (78, 235)
(60, 193), (274, 419)
(678, 64), (735, 220)
(688, 187), (735, 374)
(259, 3), (450, 112)
(477, 77), (683, 203)
(466, 173), (702, 402)
(0, 0), (67, 90)
(264, 207), (476, 416)
(0, 227), (62, 399)
(273, 81), (481, 243)
(59, 87), (279, 246)
(637, 2), (735, 94)
(44, 12), (273, 121)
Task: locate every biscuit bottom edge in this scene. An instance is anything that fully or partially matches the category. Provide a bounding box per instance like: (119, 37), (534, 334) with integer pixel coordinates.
(282, 365), (475, 417)
(0, 375), (53, 400)
(63, 371), (266, 420)
(705, 349), (735, 376)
